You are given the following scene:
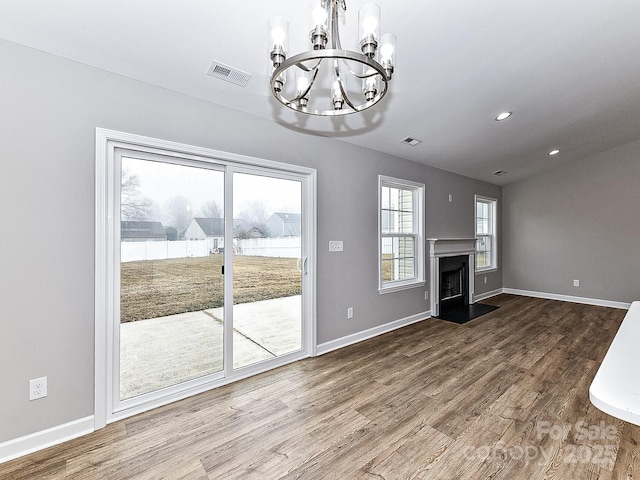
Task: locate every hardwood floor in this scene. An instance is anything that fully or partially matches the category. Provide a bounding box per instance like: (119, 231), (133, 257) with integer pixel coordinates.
(2, 294), (639, 479)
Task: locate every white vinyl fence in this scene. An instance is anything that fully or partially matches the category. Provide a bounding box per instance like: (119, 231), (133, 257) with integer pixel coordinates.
(121, 240), (209, 262)
(236, 236), (301, 258)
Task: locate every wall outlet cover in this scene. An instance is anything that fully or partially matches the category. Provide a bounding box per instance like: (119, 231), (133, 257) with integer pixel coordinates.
(29, 376), (47, 400)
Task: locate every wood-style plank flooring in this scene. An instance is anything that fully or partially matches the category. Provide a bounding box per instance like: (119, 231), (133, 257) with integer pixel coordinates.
(2, 294), (639, 479)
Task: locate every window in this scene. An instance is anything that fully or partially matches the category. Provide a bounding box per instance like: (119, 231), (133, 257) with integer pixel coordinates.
(379, 176), (425, 293)
(475, 195), (497, 271)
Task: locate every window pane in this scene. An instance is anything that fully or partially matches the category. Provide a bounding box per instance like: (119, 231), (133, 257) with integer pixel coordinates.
(381, 186), (414, 234)
(380, 236), (416, 282)
(475, 197), (496, 270)
(381, 186), (390, 209)
(398, 208), (414, 233)
(388, 187), (399, 210)
(476, 201), (490, 235)
(381, 210), (394, 234)
(380, 177), (424, 290)
(476, 235), (492, 268)
(120, 157), (225, 400)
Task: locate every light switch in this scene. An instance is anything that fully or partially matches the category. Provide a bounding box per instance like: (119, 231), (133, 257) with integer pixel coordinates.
(329, 241), (344, 252)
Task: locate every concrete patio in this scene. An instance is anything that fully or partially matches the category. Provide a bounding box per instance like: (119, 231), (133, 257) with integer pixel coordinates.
(120, 295), (301, 399)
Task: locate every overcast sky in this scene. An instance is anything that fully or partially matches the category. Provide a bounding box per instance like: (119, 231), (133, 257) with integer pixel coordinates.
(123, 157), (301, 218)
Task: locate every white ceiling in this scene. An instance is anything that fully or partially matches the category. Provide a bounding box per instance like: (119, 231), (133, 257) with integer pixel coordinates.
(2, 0), (640, 185)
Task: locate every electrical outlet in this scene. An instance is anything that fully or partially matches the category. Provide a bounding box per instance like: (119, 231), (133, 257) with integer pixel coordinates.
(573, 279), (580, 287)
(424, 291), (429, 301)
(347, 307), (354, 319)
(484, 276), (488, 284)
(29, 377), (47, 400)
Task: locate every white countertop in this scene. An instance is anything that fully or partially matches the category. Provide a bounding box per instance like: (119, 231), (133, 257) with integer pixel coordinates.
(590, 301), (640, 425)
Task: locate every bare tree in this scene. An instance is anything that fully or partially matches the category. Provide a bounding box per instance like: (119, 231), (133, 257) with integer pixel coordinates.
(239, 200), (271, 237)
(164, 196), (193, 234)
(121, 168), (153, 220)
(201, 200), (223, 219)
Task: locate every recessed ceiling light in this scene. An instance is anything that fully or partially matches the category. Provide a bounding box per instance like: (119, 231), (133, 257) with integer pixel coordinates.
(548, 149), (561, 156)
(495, 112), (512, 121)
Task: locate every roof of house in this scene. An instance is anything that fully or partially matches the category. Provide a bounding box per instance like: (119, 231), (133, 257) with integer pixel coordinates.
(121, 221), (167, 239)
(193, 217), (224, 236)
(271, 212), (301, 223)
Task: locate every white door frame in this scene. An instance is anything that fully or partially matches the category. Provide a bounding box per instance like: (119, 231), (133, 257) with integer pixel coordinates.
(95, 128), (317, 428)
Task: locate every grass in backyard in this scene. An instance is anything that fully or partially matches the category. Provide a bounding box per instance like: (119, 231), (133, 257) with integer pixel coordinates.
(120, 255), (301, 322)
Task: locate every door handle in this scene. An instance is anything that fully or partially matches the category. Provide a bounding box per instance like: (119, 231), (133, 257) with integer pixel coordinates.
(296, 257), (308, 274)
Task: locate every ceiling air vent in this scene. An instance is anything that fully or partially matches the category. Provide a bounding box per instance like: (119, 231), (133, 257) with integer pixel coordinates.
(493, 170), (508, 176)
(401, 136), (422, 146)
(207, 61), (252, 87)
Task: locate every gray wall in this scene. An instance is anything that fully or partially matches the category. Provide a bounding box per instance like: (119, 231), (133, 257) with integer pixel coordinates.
(0, 39), (500, 444)
(503, 139), (640, 303)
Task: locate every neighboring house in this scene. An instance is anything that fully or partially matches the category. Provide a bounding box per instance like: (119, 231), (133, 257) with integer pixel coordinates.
(266, 212), (301, 237)
(184, 217), (224, 252)
(233, 219), (268, 239)
(121, 221), (167, 242)
(245, 226), (268, 238)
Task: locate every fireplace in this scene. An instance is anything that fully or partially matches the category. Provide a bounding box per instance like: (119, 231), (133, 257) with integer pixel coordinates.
(428, 238), (476, 317)
(439, 255), (469, 310)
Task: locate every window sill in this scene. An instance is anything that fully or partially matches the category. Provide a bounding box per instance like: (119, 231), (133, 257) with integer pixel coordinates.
(379, 281), (426, 295)
(476, 267), (498, 274)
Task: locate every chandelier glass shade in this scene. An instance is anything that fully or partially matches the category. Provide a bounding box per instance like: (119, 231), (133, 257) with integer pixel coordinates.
(268, 0), (396, 116)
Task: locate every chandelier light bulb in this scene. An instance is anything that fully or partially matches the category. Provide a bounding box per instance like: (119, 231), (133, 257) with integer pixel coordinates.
(272, 68), (286, 92)
(271, 27), (286, 45)
(359, 3), (380, 35)
(268, 16), (289, 67)
(332, 75), (345, 110)
(358, 3), (381, 58)
(309, 0), (328, 50)
(363, 67), (378, 102)
(311, 1), (328, 26)
(361, 17), (378, 35)
(295, 70), (311, 108)
(379, 33), (396, 78)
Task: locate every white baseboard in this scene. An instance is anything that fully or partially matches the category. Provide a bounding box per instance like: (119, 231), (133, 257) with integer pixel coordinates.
(316, 310), (431, 356)
(474, 288), (503, 302)
(0, 416), (94, 464)
(503, 288), (631, 310)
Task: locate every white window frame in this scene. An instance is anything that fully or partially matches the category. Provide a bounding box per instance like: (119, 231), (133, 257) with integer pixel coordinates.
(475, 195), (498, 272)
(378, 175), (425, 294)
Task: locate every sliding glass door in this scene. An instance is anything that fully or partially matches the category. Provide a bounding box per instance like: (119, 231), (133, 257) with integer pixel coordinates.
(118, 155), (225, 400)
(96, 133), (315, 422)
(232, 171), (303, 369)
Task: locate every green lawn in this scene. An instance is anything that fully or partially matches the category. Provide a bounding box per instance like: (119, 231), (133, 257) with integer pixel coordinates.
(120, 255), (301, 322)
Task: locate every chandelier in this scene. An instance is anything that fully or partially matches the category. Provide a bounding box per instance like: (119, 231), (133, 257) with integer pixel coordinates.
(268, 0), (396, 116)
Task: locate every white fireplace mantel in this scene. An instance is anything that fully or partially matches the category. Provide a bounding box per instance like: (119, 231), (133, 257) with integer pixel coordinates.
(428, 238), (477, 317)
